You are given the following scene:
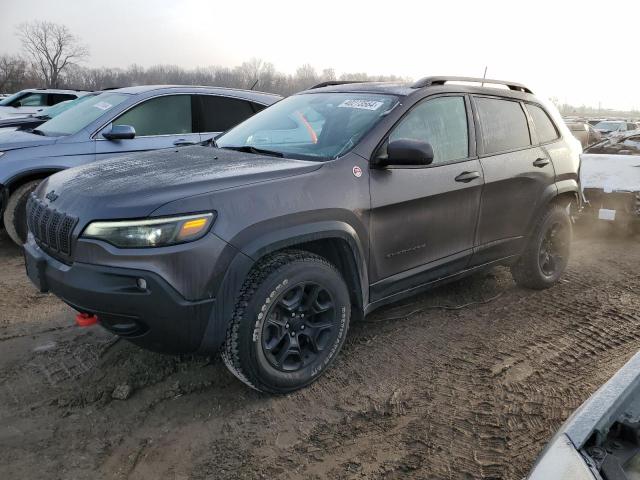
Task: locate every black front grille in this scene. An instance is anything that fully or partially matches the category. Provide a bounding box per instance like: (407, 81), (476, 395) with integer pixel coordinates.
(26, 193), (78, 257)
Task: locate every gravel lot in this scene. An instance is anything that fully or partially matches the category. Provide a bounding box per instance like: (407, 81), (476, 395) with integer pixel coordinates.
(1, 226), (639, 479)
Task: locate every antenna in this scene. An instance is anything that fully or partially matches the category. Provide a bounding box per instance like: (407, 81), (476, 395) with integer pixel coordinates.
(482, 66), (487, 87)
(250, 78), (259, 90)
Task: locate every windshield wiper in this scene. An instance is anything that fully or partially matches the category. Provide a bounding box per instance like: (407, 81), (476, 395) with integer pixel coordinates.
(220, 145), (284, 158)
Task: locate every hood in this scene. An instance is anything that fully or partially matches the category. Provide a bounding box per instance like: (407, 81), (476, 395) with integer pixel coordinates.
(580, 153), (640, 192)
(0, 129), (57, 150)
(38, 145), (323, 220)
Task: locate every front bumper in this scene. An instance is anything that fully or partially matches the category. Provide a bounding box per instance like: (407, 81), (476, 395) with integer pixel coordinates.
(24, 238), (216, 354)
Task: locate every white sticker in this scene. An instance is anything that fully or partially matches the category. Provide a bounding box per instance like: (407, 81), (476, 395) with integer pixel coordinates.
(352, 165), (363, 178)
(93, 101), (113, 111)
(598, 208), (616, 221)
(338, 99), (384, 111)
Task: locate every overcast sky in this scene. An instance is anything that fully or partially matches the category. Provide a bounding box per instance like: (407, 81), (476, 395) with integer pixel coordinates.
(1, 0), (637, 110)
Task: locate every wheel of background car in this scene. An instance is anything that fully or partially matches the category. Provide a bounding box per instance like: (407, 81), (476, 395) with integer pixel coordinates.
(3, 180), (41, 247)
(222, 250), (350, 393)
(510, 204), (572, 290)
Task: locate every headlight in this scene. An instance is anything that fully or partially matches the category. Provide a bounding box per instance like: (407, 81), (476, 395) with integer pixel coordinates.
(82, 213), (215, 248)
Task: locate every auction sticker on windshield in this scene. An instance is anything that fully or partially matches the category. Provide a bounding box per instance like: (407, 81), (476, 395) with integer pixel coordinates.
(93, 102), (113, 111)
(338, 99), (384, 111)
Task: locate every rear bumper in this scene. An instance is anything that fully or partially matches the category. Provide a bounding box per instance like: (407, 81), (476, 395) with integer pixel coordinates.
(582, 188), (640, 223)
(24, 238), (216, 354)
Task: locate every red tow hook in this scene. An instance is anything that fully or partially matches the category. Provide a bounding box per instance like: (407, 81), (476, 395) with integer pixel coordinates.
(75, 312), (99, 327)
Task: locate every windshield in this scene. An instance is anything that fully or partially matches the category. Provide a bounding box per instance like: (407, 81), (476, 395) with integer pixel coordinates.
(37, 92), (129, 137)
(0, 91), (27, 107)
(595, 121), (623, 131)
(38, 94), (97, 119)
(216, 92), (399, 160)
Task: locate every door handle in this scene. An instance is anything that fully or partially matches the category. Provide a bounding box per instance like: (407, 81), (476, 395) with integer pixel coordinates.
(455, 171), (481, 183)
(173, 139), (200, 147)
(533, 157), (550, 167)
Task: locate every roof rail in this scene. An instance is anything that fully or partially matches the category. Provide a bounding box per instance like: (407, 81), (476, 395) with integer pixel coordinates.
(309, 80), (371, 89)
(411, 76), (533, 94)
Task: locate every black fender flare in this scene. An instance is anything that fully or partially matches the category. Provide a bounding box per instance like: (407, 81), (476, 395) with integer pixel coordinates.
(197, 221), (369, 354)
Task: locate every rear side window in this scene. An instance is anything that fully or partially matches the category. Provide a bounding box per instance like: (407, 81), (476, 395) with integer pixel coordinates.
(526, 104), (559, 144)
(49, 93), (77, 106)
(195, 95), (260, 132)
(114, 95), (192, 136)
(13, 92), (48, 107)
(389, 96), (469, 164)
(475, 97), (531, 154)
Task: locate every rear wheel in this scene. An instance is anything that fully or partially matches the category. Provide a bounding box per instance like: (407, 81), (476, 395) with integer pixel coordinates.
(3, 180), (41, 247)
(511, 204), (572, 290)
(222, 250), (350, 393)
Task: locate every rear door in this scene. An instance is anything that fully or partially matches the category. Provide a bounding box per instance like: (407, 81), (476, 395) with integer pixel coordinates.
(369, 95), (483, 301)
(469, 96), (556, 266)
(194, 95), (264, 143)
(95, 94), (201, 160)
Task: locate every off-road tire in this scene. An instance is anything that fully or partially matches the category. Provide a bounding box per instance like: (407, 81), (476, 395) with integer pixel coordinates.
(511, 204), (572, 290)
(3, 180), (41, 247)
(222, 250), (350, 394)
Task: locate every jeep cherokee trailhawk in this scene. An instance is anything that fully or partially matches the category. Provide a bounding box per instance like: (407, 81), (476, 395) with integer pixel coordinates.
(23, 76), (581, 393)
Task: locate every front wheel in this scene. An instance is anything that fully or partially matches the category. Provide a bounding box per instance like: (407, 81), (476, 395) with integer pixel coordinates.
(3, 180), (41, 247)
(511, 204), (572, 290)
(222, 250), (351, 393)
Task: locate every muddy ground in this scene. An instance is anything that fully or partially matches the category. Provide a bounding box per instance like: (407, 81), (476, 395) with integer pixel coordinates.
(1, 226), (639, 480)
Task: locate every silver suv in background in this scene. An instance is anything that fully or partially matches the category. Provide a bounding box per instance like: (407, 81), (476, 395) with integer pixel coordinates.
(0, 89), (85, 119)
(0, 85), (282, 246)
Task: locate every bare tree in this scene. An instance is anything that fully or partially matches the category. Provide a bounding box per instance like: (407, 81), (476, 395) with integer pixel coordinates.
(17, 21), (88, 88)
(0, 54), (28, 92)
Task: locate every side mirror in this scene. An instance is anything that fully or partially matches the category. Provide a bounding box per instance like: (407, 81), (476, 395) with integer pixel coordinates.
(103, 124), (136, 140)
(377, 139), (434, 167)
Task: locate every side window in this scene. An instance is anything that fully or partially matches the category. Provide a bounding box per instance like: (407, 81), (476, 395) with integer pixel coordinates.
(388, 96), (469, 164)
(114, 95), (192, 136)
(195, 95), (258, 132)
(49, 93), (76, 106)
(12, 92), (47, 107)
(526, 104), (559, 144)
(475, 97), (531, 154)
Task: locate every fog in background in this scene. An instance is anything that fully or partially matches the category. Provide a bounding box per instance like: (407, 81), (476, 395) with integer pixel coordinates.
(1, 0), (638, 110)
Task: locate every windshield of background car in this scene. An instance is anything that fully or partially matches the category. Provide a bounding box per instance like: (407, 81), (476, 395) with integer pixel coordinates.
(595, 121), (622, 131)
(0, 91), (27, 106)
(41, 94), (96, 118)
(216, 92), (399, 160)
(37, 92), (129, 136)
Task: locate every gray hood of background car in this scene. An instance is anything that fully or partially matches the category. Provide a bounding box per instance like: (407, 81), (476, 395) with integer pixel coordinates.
(0, 129), (57, 150)
(38, 145), (323, 220)
(580, 153), (640, 192)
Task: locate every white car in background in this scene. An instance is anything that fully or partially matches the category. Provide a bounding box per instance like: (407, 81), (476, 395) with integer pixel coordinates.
(593, 120), (638, 138)
(0, 89), (85, 119)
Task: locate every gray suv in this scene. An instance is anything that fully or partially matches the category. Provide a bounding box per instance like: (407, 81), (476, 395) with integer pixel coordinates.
(23, 77), (581, 393)
(0, 85), (281, 245)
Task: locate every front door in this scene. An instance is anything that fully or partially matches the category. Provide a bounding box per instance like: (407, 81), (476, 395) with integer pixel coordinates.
(95, 94), (201, 160)
(369, 95), (483, 301)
